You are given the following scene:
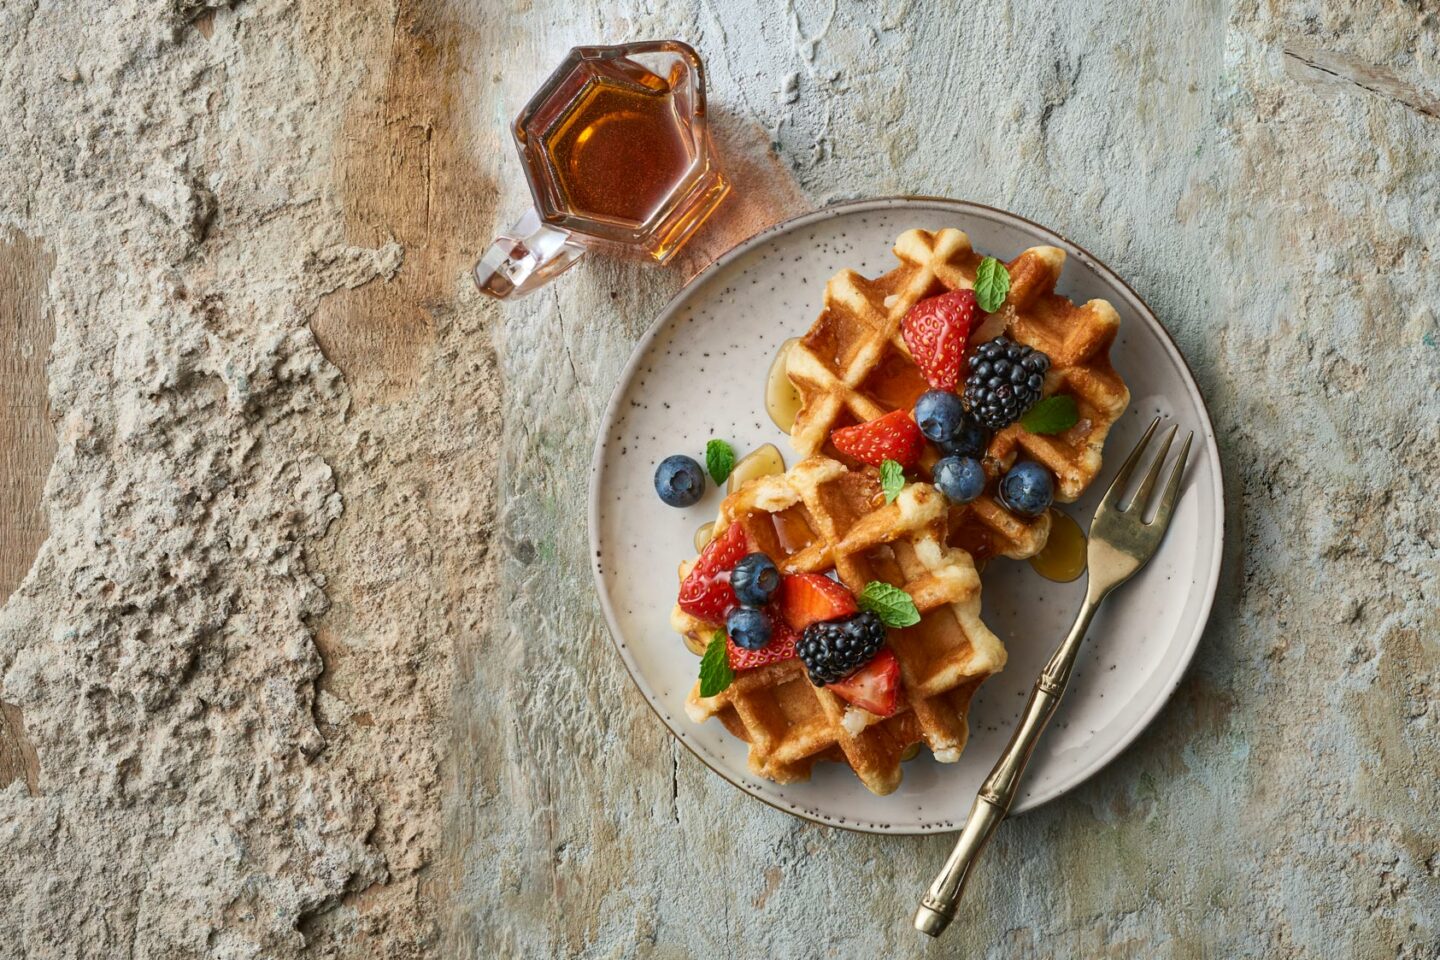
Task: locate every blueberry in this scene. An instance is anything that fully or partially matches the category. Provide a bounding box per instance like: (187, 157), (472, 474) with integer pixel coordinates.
(998, 461), (1055, 517)
(936, 415), (991, 459)
(727, 606), (773, 650)
(731, 553), (780, 606)
(934, 456), (986, 504)
(913, 390), (967, 444)
(654, 454), (705, 507)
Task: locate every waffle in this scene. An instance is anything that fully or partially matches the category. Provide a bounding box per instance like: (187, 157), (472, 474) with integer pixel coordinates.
(672, 457), (1005, 796)
(785, 228), (1130, 560)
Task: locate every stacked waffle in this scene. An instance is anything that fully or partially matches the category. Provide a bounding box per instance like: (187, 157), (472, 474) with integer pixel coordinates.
(674, 227), (1128, 794)
(673, 457), (1004, 795)
(787, 228), (1129, 560)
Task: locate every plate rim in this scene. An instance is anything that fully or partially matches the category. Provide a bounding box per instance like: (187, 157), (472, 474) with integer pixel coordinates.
(587, 195), (1227, 834)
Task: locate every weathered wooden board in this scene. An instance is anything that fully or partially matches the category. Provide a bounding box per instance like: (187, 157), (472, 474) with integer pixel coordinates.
(0, 230), (52, 797)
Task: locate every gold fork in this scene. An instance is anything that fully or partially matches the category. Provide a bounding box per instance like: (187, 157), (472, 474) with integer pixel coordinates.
(915, 417), (1194, 938)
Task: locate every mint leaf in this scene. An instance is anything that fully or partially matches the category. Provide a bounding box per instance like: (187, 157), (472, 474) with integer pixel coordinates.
(705, 439), (735, 485)
(879, 459), (904, 504)
(974, 256), (1010, 313)
(857, 581), (921, 628)
(698, 630), (733, 697)
(1021, 395), (1079, 435)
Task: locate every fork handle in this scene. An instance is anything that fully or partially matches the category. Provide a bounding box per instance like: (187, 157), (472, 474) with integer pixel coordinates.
(915, 597), (1102, 937)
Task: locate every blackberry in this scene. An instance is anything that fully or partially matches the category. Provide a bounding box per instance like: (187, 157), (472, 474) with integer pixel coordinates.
(963, 337), (1050, 429)
(796, 611), (887, 686)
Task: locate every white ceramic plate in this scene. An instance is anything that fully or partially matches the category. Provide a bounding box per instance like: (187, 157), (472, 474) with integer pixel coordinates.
(588, 198), (1224, 834)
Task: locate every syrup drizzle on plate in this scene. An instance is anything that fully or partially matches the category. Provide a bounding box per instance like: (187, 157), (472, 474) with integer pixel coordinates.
(693, 520), (715, 553)
(727, 443), (786, 493)
(1028, 508), (1087, 582)
(766, 338), (803, 433)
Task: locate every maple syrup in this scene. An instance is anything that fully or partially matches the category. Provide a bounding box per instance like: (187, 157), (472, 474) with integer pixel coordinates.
(765, 340), (804, 433)
(859, 350), (930, 412)
(545, 79), (695, 225)
(693, 520), (715, 553)
(1028, 508), (1087, 582)
(772, 509), (816, 555)
(727, 443), (786, 493)
(948, 511), (996, 566)
(478, 41), (729, 298)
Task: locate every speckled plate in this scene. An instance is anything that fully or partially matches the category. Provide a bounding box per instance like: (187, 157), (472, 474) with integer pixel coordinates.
(588, 198), (1224, 834)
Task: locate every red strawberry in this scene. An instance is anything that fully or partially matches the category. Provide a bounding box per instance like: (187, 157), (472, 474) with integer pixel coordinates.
(901, 289), (978, 391)
(677, 523), (749, 623)
(827, 648), (901, 716)
(777, 573), (859, 632)
(829, 410), (923, 468)
(728, 613), (798, 670)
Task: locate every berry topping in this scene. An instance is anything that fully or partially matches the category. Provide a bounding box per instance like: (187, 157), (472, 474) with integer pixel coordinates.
(677, 522), (749, 622)
(998, 461), (1055, 518)
(963, 337), (1050, 429)
(726, 606), (773, 650)
(655, 454), (706, 507)
(933, 455), (987, 504)
(826, 647), (901, 716)
(936, 414), (991, 460)
(730, 552), (780, 607)
(913, 389), (968, 445)
(777, 573), (859, 632)
(830, 410), (923, 468)
(901, 288), (977, 391)
(727, 613), (798, 671)
(797, 610), (887, 686)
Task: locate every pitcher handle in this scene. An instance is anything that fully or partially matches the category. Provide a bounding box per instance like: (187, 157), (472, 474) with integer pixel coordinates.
(474, 208), (588, 299)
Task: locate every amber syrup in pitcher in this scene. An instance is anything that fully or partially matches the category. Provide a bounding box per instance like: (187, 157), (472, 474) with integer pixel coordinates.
(544, 77), (695, 225)
(512, 43), (729, 264)
(479, 42), (729, 298)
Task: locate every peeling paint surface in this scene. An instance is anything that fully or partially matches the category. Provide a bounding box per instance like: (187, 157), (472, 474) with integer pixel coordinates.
(0, 1), (1436, 958)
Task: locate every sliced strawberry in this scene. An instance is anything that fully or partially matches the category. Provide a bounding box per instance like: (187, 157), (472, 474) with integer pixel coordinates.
(829, 410), (923, 468)
(827, 648), (901, 717)
(728, 613), (798, 671)
(677, 522), (749, 623)
(776, 573), (859, 632)
(901, 289), (978, 391)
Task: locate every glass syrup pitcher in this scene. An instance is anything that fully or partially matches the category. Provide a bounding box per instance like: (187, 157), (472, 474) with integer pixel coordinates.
(475, 40), (730, 299)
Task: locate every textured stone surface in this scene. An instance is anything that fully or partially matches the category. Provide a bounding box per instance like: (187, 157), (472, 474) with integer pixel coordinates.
(0, 1), (1436, 958)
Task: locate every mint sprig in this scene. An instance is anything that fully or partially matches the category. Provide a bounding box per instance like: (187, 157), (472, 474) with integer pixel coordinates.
(698, 630), (734, 697)
(974, 256), (1010, 313)
(879, 459), (904, 504)
(705, 439), (735, 485)
(857, 581), (921, 628)
(1021, 395), (1079, 435)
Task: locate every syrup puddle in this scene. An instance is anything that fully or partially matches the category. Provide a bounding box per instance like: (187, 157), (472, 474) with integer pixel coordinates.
(1028, 508), (1087, 583)
(728, 442), (785, 493)
(693, 444), (788, 551)
(766, 338), (802, 433)
(693, 521), (715, 553)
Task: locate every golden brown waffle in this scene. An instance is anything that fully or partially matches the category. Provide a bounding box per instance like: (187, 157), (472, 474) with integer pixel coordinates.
(672, 457), (1005, 796)
(785, 228), (1129, 560)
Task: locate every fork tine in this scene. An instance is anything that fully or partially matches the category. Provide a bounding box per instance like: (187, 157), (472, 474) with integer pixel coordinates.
(1098, 416), (1161, 511)
(1148, 432), (1193, 528)
(1127, 424), (1178, 514)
